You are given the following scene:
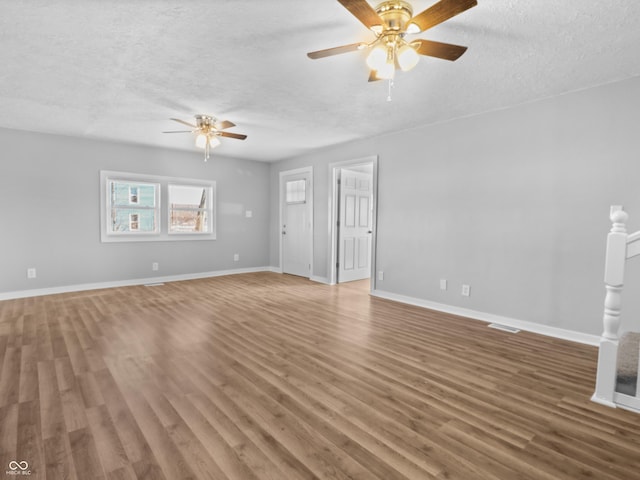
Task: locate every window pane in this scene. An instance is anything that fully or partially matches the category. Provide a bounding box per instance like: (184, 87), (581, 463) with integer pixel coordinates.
(169, 185), (208, 209)
(170, 209), (209, 233)
(286, 179), (306, 204)
(129, 186), (139, 204)
(110, 181), (156, 207)
(168, 184), (212, 234)
(110, 208), (157, 233)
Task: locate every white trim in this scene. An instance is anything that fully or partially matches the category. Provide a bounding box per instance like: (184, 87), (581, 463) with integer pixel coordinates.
(591, 394), (617, 409)
(266, 266), (283, 274)
(613, 392), (640, 413)
(0, 267), (273, 301)
(371, 289), (600, 346)
(310, 275), (330, 284)
(328, 156), (379, 290)
(278, 166), (314, 278)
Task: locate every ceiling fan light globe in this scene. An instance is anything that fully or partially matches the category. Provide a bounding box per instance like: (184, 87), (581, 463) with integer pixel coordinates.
(398, 44), (419, 71)
(195, 133), (208, 149)
(406, 22), (420, 34)
(366, 45), (388, 70)
(209, 136), (221, 148)
(377, 61), (395, 80)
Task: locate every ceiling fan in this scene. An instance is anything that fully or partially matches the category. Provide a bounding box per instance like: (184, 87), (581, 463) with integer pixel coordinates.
(163, 115), (247, 161)
(307, 0), (477, 81)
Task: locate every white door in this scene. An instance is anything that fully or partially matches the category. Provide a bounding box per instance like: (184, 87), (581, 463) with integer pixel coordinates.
(282, 171), (312, 278)
(338, 168), (372, 283)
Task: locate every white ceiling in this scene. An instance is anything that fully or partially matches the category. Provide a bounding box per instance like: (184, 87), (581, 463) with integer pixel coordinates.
(1, 1), (639, 162)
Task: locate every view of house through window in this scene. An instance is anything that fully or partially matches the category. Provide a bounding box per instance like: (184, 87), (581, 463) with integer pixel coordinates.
(108, 180), (159, 234)
(169, 184), (213, 234)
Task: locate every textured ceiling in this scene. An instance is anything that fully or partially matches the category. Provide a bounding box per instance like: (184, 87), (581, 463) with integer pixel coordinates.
(1, 1), (639, 162)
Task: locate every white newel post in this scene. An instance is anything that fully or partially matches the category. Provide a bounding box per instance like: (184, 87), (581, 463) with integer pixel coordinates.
(592, 206), (628, 407)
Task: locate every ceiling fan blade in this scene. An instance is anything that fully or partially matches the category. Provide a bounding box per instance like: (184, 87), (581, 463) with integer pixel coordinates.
(219, 131), (247, 140)
(337, 0), (383, 30)
(413, 39), (468, 61)
(307, 42), (364, 59)
(410, 0), (477, 33)
(368, 70), (382, 82)
(162, 130), (193, 133)
(215, 120), (236, 130)
(170, 118), (198, 128)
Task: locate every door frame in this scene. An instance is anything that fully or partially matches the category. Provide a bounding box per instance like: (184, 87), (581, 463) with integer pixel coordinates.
(279, 166), (314, 277)
(328, 155), (378, 290)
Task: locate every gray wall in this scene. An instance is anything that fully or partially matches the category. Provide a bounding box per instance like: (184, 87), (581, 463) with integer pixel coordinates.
(0, 128), (270, 293)
(270, 76), (640, 336)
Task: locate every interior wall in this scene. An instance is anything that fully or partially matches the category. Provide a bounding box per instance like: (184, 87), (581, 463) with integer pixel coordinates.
(0, 128), (270, 294)
(270, 76), (640, 336)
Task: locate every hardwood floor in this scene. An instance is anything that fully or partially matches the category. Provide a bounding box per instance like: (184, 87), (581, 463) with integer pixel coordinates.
(1, 272), (639, 479)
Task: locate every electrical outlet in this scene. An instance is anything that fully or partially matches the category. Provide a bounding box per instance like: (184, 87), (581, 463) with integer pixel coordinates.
(378, 270), (384, 281)
(152, 262), (159, 271)
(440, 279), (447, 290)
(234, 253), (240, 262)
(245, 210), (253, 218)
(462, 284), (471, 297)
(27, 268), (37, 279)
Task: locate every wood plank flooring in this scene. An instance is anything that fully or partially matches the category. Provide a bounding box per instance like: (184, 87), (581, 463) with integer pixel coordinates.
(1, 272), (639, 479)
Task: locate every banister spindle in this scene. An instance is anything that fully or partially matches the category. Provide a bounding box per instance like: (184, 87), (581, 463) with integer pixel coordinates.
(602, 207), (628, 340)
(593, 206), (628, 407)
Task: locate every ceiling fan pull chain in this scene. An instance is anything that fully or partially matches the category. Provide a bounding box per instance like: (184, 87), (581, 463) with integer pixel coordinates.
(387, 79), (394, 102)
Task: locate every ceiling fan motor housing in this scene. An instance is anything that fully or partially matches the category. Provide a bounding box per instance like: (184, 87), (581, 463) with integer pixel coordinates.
(195, 114), (215, 129)
(375, 1), (413, 33)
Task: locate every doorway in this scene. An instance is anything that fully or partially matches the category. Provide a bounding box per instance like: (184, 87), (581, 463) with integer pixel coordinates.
(329, 156), (378, 289)
(279, 167), (313, 278)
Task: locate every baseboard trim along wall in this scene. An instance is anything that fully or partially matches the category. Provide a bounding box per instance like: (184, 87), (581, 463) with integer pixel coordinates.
(0, 267), (274, 301)
(310, 275), (330, 284)
(371, 289), (600, 347)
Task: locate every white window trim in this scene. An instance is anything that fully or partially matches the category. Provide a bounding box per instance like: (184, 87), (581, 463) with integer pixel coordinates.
(100, 170), (217, 243)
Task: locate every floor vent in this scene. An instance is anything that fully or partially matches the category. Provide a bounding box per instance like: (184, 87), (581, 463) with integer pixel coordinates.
(488, 323), (520, 334)
(144, 283), (165, 287)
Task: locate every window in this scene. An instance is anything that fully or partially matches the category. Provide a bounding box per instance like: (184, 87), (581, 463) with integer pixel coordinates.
(129, 186), (139, 204)
(169, 184), (213, 234)
(107, 179), (159, 235)
(100, 171), (216, 242)
(129, 213), (139, 231)
(286, 179), (306, 204)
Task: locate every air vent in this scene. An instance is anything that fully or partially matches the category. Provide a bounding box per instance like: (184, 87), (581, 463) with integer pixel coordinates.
(488, 323), (520, 334)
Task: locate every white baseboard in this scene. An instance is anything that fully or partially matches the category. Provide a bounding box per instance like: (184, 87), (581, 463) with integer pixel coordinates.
(371, 289), (600, 346)
(0, 267), (274, 301)
(266, 266), (282, 274)
(614, 392), (640, 413)
(591, 394), (617, 409)
(310, 275), (330, 284)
